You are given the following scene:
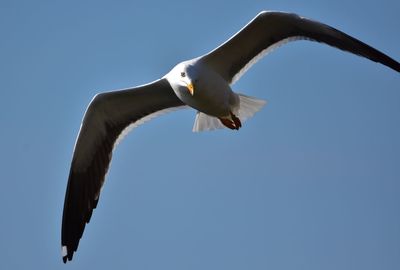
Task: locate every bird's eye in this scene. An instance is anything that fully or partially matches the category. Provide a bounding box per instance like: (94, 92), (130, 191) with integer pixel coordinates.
(180, 72), (186, 77)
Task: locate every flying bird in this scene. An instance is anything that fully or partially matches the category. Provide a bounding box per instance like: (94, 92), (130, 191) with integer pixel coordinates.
(61, 11), (400, 262)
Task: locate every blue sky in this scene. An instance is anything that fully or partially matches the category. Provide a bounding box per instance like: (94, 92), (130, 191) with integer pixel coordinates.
(1, 0), (399, 269)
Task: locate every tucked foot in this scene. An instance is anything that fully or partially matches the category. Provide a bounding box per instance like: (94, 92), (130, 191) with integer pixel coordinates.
(230, 112), (242, 129)
(218, 112), (242, 130)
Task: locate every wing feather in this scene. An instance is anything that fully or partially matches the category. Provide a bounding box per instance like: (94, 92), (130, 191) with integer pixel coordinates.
(201, 11), (400, 83)
(61, 78), (185, 262)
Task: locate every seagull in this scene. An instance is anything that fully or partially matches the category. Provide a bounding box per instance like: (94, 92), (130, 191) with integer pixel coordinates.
(61, 11), (400, 262)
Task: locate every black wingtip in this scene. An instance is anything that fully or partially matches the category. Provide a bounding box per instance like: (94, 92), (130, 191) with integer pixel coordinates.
(62, 252), (74, 263)
(392, 61), (400, 73)
(378, 54), (400, 73)
(61, 245), (74, 263)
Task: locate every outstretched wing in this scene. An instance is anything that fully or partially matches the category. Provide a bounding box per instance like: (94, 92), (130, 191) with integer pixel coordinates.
(201, 11), (400, 84)
(61, 78), (185, 263)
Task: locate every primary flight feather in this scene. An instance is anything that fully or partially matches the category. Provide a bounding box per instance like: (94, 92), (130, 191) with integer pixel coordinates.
(61, 11), (400, 262)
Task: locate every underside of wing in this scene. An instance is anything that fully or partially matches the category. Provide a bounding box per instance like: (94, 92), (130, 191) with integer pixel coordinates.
(61, 78), (185, 262)
(201, 11), (400, 84)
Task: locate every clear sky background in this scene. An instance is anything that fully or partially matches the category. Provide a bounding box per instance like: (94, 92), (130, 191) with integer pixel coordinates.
(1, 0), (399, 269)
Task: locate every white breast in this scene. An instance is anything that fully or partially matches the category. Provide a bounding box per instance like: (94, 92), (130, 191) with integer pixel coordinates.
(167, 59), (238, 118)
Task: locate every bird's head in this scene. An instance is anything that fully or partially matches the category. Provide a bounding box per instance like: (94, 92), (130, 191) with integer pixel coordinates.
(165, 61), (199, 97)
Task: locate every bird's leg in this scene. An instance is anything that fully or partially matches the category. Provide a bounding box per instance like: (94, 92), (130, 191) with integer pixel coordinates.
(218, 112), (242, 130)
(231, 112), (242, 129)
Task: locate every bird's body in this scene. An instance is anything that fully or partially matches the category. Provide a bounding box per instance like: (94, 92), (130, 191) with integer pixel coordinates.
(61, 11), (400, 263)
(166, 59), (238, 118)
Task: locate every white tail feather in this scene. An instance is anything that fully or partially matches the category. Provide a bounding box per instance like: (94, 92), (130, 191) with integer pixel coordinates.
(236, 94), (267, 121)
(192, 112), (225, 131)
(192, 94), (266, 132)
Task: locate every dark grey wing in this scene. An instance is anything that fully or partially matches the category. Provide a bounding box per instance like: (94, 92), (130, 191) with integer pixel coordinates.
(201, 11), (400, 84)
(61, 78), (185, 263)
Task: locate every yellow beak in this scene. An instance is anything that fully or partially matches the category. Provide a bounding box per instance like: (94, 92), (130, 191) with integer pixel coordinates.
(187, 83), (194, 96)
